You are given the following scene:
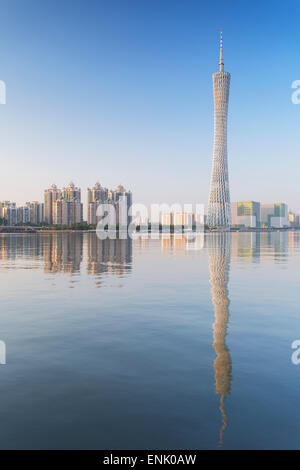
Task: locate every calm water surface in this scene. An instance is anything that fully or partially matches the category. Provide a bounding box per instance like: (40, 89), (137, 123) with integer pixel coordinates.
(0, 231), (299, 449)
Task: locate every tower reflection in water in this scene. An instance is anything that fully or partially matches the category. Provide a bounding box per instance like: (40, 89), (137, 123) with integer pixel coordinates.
(207, 233), (232, 446)
(161, 232), (232, 445)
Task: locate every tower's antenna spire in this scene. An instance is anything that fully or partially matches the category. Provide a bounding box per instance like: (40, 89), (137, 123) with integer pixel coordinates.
(219, 29), (224, 71)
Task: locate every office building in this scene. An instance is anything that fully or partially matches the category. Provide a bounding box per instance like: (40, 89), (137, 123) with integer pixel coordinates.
(260, 203), (288, 228)
(231, 201), (260, 228)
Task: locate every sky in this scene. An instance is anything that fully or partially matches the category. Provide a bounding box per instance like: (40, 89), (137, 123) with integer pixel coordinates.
(0, 0), (299, 212)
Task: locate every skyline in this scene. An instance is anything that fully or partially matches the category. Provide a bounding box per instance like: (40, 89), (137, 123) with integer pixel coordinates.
(0, 0), (300, 210)
(1, 184), (298, 228)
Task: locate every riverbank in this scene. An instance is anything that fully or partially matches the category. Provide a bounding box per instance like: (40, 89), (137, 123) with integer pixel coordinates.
(0, 226), (299, 234)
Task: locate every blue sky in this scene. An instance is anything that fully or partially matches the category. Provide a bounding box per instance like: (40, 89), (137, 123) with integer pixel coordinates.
(0, 0), (299, 211)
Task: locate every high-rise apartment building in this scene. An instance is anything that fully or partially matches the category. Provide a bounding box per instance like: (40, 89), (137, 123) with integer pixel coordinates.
(62, 181), (81, 203)
(68, 199), (83, 225)
(1, 202), (17, 225)
(112, 185), (132, 227)
(53, 199), (68, 225)
(88, 202), (98, 226)
(53, 198), (83, 225)
(0, 202), (17, 225)
(87, 182), (108, 225)
(87, 182), (108, 205)
(45, 182), (83, 225)
(87, 183), (132, 226)
(26, 202), (44, 224)
(17, 206), (31, 224)
(44, 184), (61, 224)
(208, 32), (232, 228)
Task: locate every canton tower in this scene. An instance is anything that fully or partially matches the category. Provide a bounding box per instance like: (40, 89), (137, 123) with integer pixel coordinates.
(208, 31), (232, 228)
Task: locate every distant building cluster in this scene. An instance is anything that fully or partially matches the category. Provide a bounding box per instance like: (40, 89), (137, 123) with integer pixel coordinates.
(0, 181), (132, 226)
(231, 202), (297, 228)
(160, 202), (300, 230)
(0, 201), (44, 225)
(161, 212), (196, 229)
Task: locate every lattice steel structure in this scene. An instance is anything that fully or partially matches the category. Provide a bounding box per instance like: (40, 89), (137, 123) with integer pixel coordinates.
(208, 31), (232, 228)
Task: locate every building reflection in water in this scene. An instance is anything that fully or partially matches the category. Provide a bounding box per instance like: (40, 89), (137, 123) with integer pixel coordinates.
(44, 233), (83, 274)
(0, 233), (44, 261)
(231, 231), (290, 263)
(0, 233), (133, 285)
(231, 232), (260, 262)
(43, 233), (132, 286)
(161, 233), (204, 252)
(87, 234), (132, 287)
(207, 233), (232, 447)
